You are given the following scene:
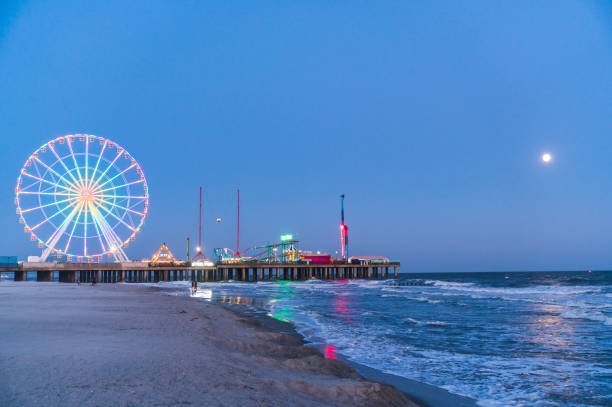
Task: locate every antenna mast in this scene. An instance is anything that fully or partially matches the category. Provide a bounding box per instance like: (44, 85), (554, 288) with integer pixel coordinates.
(192, 186), (207, 261)
(236, 188), (240, 256)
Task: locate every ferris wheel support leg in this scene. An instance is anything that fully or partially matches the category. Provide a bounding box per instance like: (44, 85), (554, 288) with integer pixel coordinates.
(39, 202), (83, 262)
(40, 227), (66, 261)
(40, 248), (54, 262)
(113, 248), (129, 263)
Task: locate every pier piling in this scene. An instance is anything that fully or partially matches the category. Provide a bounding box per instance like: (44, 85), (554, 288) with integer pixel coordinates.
(14, 270), (27, 281)
(4, 262), (399, 284)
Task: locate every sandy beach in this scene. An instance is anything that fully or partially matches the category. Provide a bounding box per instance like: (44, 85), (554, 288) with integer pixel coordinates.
(0, 283), (419, 407)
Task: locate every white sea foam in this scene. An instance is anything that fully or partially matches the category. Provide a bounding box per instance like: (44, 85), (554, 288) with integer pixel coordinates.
(426, 280), (601, 296)
(563, 299), (612, 309)
(425, 280), (475, 288)
(403, 317), (449, 326)
(402, 296), (442, 304)
(381, 293), (440, 304)
(403, 317), (420, 324)
(560, 309), (612, 326)
(425, 320), (449, 327)
(476, 393), (552, 407)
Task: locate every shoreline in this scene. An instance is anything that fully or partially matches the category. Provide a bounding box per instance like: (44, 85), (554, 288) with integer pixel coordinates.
(218, 294), (477, 407)
(141, 280), (477, 406)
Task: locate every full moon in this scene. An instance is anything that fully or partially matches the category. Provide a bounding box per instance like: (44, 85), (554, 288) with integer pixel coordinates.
(541, 153), (552, 163)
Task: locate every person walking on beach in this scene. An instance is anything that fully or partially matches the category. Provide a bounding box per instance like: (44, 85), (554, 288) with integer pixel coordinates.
(92, 276), (97, 286)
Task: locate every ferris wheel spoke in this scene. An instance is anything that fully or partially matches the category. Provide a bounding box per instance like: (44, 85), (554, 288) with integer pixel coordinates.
(19, 176), (63, 194)
(41, 201), (83, 259)
(90, 204), (128, 260)
(88, 202), (108, 254)
(95, 178), (144, 194)
(30, 157), (43, 179)
(96, 203), (138, 232)
(92, 208), (120, 249)
(20, 171), (79, 194)
(83, 200), (88, 256)
(90, 205), (116, 248)
(97, 197), (146, 217)
(19, 196), (79, 214)
(32, 156), (80, 191)
(18, 191), (77, 197)
(126, 211), (137, 233)
(87, 139), (108, 189)
(47, 146), (82, 189)
(92, 163), (137, 192)
(85, 136), (89, 189)
(63, 202), (85, 254)
(30, 199), (80, 231)
(89, 149), (123, 191)
(66, 139), (84, 188)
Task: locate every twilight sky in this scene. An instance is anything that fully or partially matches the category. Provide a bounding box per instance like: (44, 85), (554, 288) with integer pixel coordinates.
(1, 1), (611, 272)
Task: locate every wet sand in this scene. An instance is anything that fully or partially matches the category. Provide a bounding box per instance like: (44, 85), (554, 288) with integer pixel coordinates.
(0, 283), (416, 406)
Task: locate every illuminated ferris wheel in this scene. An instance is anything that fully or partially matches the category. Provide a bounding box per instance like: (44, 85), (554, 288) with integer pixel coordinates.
(15, 135), (149, 262)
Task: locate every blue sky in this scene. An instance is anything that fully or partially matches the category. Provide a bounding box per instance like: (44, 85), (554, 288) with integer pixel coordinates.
(1, 1), (611, 272)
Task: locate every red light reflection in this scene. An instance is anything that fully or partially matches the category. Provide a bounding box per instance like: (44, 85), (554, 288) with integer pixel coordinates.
(333, 294), (353, 323)
(323, 344), (338, 359)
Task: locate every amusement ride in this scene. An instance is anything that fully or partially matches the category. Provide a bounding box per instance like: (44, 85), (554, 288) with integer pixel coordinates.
(15, 135), (149, 262)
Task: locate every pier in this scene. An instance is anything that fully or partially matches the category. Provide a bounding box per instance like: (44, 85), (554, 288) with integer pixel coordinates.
(1, 262), (400, 283)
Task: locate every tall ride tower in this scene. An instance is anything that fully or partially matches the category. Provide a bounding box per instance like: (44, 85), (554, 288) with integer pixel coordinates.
(340, 194), (349, 261)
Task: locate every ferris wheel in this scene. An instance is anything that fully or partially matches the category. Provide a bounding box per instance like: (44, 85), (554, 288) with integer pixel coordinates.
(15, 134), (149, 262)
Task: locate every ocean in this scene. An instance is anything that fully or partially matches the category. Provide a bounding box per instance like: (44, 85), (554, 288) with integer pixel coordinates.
(191, 271), (611, 407)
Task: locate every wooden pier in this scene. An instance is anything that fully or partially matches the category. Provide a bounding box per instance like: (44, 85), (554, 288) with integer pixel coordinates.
(1, 262), (400, 283)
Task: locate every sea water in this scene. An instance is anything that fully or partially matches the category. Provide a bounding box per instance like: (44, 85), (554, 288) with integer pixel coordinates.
(190, 271), (611, 406)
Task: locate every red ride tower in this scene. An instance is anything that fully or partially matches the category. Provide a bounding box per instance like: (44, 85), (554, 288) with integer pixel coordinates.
(340, 194), (349, 261)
